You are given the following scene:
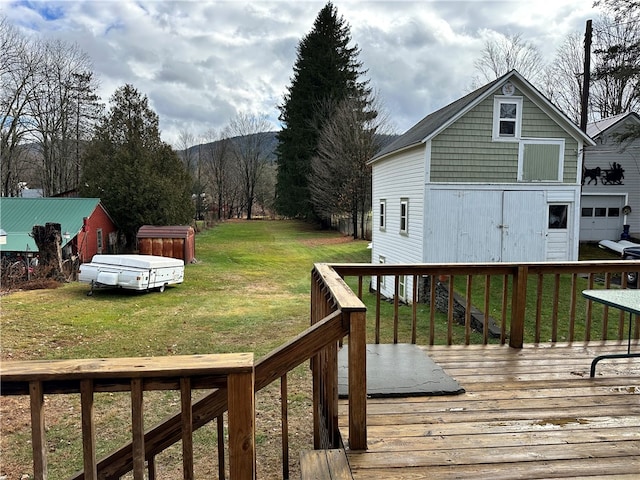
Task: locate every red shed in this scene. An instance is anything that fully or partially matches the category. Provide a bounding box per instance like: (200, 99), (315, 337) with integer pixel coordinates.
(137, 225), (195, 264)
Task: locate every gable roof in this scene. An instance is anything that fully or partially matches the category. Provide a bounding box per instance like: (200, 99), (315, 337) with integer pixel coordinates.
(371, 70), (594, 163)
(0, 197), (108, 253)
(587, 111), (640, 139)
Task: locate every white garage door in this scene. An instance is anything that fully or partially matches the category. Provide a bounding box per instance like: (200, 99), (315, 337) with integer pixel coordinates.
(580, 195), (625, 241)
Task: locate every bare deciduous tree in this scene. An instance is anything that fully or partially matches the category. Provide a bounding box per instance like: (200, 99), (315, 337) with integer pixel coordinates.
(29, 39), (97, 196)
(226, 113), (275, 220)
(544, 32), (585, 124)
(1, 17), (43, 196)
(473, 32), (545, 87)
(177, 129), (198, 174)
(202, 128), (233, 220)
(590, 15), (640, 118)
(310, 93), (392, 239)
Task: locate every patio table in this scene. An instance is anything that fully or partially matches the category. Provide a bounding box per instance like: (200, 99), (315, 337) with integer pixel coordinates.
(582, 289), (640, 377)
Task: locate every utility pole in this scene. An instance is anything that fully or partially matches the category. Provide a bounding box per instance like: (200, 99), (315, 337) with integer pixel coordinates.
(580, 19), (592, 132)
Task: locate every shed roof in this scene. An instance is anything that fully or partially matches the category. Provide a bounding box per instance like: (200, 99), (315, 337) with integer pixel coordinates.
(0, 197), (103, 253)
(137, 225), (194, 239)
(370, 70), (595, 163)
(586, 111), (640, 139)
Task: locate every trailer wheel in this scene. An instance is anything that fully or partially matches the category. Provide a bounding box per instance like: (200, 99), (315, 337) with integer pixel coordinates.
(158, 284), (166, 293)
(624, 255), (638, 288)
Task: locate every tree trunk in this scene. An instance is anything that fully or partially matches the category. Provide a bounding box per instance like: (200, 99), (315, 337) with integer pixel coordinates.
(31, 223), (64, 280)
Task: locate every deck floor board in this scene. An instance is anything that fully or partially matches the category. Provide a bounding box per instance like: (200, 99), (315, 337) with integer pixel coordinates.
(339, 342), (640, 479)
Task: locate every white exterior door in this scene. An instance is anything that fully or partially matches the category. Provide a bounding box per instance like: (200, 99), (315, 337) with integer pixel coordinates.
(501, 191), (546, 262)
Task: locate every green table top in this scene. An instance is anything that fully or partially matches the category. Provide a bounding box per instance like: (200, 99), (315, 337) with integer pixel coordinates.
(582, 289), (640, 316)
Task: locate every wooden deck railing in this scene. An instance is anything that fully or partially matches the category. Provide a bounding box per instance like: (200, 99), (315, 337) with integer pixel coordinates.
(0, 263), (366, 479)
(327, 260), (639, 347)
(0, 354), (255, 480)
(2, 259), (637, 479)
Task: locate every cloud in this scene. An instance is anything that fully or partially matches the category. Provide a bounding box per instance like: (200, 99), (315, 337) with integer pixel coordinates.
(2, 0), (598, 146)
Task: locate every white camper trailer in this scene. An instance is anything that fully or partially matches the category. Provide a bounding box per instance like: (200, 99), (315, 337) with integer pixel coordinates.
(78, 254), (184, 295)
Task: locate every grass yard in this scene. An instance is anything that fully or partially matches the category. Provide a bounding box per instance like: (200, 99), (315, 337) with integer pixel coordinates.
(0, 222), (622, 479)
(0, 219), (370, 479)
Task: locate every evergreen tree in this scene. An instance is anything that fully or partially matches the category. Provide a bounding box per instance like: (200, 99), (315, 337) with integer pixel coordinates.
(80, 84), (193, 247)
(275, 2), (370, 218)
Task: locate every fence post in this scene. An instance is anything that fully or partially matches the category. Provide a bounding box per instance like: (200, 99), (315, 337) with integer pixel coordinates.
(348, 310), (367, 450)
(509, 266), (528, 348)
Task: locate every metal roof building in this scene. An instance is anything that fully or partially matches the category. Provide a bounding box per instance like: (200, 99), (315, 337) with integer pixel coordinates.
(0, 197), (113, 254)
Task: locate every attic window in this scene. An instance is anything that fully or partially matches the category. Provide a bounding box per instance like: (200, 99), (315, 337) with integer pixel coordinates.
(493, 96), (522, 140)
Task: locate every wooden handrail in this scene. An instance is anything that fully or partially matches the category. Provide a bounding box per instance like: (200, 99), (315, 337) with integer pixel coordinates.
(2, 354), (255, 480)
(4, 259), (638, 479)
(329, 259), (638, 347)
(67, 311), (351, 479)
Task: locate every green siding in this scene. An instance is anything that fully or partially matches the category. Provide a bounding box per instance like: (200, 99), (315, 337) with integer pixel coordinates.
(430, 87), (578, 183)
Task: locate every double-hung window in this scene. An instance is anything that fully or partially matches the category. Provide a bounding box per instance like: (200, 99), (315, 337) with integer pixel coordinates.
(493, 96), (522, 140)
(400, 198), (408, 234)
(379, 199), (386, 231)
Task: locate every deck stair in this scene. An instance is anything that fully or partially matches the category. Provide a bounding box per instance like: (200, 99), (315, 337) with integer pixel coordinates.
(300, 448), (353, 480)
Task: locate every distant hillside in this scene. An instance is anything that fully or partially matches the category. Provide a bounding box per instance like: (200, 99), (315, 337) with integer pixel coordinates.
(177, 131), (399, 161)
(180, 132), (279, 163)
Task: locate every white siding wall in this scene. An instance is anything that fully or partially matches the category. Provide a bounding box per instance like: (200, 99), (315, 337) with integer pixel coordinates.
(371, 146), (425, 300)
(423, 185), (580, 263)
(582, 122), (640, 239)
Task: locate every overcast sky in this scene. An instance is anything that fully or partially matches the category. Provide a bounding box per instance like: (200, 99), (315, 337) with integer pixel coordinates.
(3, 0), (600, 147)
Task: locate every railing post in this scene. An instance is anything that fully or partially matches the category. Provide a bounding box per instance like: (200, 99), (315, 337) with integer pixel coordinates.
(131, 378), (145, 480)
(80, 379), (97, 480)
(348, 310), (367, 451)
(509, 265), (528, 348)
(180, 377), (194, 480)
(29, 381), (47, 480)
(227, 359), (256, 479)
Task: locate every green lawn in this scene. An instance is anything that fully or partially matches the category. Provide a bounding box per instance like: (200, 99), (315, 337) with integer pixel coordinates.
(1, 220), (371, 361)
(0, 221), (623, 478)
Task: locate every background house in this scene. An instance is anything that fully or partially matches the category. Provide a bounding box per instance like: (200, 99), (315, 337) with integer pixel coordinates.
(369, 70), (594, 301)
(0, 197), (118, 262)
(581, 112), (640, 241)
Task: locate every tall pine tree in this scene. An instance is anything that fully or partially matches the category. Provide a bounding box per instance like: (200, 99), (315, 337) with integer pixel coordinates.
(275, 2), (370, 218)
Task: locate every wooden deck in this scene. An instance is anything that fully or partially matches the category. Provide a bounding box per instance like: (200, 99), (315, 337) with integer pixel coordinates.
(339, 342), (640, 479)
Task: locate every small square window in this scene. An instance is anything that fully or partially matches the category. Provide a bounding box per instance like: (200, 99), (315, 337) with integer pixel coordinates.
(608, 208), (620, 217)
(581, 208), (593, 217)
(595, 208), (607, 217)
(549, 205), (568, 229)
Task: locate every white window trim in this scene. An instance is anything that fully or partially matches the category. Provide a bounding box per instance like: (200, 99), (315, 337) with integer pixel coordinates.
(400, 198), (409, 235)
(517, 138), (565, 182)
(398, 275), (407, 302)
(547, 203), (570, 230)
(492, 96), (523, 141)
(379, 199), (386, 231)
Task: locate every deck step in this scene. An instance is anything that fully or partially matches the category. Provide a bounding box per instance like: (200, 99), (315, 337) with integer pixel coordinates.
(300, 448), (353, 480)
